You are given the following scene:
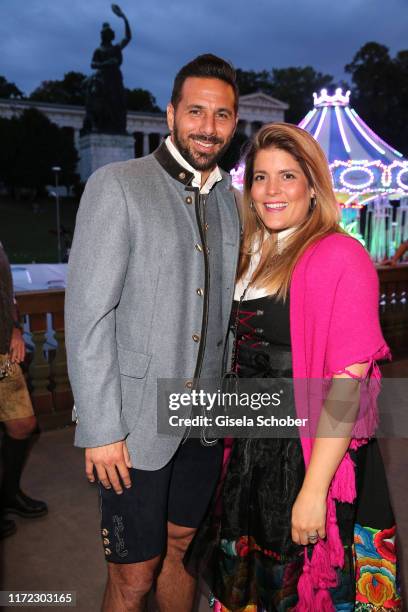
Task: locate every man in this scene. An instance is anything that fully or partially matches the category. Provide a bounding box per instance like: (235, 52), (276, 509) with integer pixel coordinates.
(66, 54), (240, 611)
(0, 242), (48, 539)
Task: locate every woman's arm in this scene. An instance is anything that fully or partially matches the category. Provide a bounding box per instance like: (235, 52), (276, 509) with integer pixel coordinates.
(291, 361), (368, 545)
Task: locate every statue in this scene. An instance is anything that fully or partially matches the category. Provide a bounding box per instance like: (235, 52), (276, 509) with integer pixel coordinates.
(82, 4), (131, 135)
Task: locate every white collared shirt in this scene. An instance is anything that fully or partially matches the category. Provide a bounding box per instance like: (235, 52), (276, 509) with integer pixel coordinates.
(235, 228), (297, 300)
(165, 136), (223, 195)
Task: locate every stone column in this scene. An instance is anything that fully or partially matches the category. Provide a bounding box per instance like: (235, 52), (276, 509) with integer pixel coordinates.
(143, 132), (150, 155)
(73, 128), (81, 151)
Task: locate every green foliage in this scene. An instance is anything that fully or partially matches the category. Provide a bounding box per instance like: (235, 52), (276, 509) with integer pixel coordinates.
(345, 42), (408, 155)
(29, 71), (87, 105)
(270, 67), (336, 124)
(125, 87), (162, 112)
(235, 68), (272, 96)
(0, 196), (79, 263)
(27, 72), (162, 112)
(0, 108), (78, 195)
(236, 66), (335, 123)
(0, 75), (24, 99)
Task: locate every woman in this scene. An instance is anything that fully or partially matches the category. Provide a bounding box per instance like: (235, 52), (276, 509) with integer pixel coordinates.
(186, 124), (401, 610)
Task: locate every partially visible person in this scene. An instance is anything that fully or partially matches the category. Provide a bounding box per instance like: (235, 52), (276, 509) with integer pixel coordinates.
(0, 242), (48, 539)
(186, 124), (401, 610)
(383, 239), (408, 266)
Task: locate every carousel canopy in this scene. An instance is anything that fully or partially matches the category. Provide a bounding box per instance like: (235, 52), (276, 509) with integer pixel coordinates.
(298, 89), (408, 200)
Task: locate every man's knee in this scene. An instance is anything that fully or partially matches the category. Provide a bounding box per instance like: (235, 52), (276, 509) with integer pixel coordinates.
(167, 522), (196, 558)
(107, 557), (160, 602)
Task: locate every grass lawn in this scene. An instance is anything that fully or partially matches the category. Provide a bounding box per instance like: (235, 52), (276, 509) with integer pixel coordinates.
(0, 196), (79, 263)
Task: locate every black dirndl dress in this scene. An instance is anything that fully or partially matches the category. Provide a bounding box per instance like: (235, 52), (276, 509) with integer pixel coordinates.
(185, 295), (401, 611)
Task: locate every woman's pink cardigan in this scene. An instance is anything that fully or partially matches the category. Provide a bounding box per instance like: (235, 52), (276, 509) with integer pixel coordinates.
(290, 233), (390, 610)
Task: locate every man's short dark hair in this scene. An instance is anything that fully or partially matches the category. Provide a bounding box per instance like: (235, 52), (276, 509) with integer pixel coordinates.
(171, 54), (239, 114)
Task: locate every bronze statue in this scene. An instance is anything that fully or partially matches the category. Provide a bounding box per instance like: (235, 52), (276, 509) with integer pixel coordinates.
(83, 4), (131, 134)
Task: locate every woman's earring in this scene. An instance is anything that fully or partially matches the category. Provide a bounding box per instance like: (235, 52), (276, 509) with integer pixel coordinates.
(310, 196), (317, 211)
(250, 200), (255, 210)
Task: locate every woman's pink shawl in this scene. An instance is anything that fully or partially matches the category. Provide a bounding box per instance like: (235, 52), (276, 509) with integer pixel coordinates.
(290, 233), (390, 611)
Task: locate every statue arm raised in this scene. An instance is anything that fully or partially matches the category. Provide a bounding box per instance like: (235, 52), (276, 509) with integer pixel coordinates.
(119, 16), (131, 49)
(111, 4), (131, 49)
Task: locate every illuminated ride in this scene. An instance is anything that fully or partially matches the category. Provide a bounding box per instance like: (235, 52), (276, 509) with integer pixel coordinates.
(298, 88), (408, 207)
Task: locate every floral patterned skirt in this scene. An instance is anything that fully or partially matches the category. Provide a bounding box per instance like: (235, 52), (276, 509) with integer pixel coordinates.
(185, 438), (402, 611)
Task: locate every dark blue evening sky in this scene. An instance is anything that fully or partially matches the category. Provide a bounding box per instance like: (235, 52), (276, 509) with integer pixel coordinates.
(1, 0), (407, 108)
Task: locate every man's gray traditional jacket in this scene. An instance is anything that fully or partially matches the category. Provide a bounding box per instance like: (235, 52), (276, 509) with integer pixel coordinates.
(65, 143), (240, 470)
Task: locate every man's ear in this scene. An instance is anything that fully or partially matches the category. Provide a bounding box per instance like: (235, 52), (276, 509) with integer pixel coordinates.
(167, 103), (175, 134)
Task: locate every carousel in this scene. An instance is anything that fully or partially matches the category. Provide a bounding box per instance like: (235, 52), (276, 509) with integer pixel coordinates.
(231, 88), (408, 262)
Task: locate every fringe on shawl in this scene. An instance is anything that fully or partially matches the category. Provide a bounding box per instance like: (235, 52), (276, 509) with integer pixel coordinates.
(295, 347), (391, 611)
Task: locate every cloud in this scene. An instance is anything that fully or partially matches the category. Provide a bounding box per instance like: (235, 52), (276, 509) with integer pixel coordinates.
(1, 0), (407, 106)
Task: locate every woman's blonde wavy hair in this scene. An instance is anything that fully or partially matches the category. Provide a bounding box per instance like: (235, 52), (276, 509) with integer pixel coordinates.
(238, 122), (344, 299)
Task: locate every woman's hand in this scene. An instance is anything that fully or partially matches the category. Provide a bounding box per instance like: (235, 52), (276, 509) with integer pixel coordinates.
(291, 486), (327, 546)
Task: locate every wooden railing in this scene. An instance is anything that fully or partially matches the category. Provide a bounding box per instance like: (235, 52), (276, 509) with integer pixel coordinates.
(16, 265), (408, 426)
(16, 289), (72, 428)
(377, 264), (408, 358)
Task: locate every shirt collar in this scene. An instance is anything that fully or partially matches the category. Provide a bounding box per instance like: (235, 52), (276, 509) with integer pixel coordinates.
(165, 136), (222, 194)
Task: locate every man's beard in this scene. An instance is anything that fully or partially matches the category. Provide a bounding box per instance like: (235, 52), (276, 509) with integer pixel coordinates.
(172, 124), (232, 172)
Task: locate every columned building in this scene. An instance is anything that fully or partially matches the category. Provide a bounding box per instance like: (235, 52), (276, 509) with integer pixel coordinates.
(236, 92), (288, 136)
(0, 91), (288, 160)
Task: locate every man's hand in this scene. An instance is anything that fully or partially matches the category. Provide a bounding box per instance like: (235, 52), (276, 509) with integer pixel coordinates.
(85, 440), (132, 494)
(9, 328), (26, 363)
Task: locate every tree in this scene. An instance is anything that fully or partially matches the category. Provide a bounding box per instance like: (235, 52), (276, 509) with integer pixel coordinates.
(28, 72), (162, 112)
(29, 71), (87, 105)
(125, 88), (161, 112)
(236, 66), (336, 124)
(269, 67), (335, 124)
(236, 69), (272, 96)
(0, 108), (78, 196)
(0, 75), (23, 99)
(345, 42), (408, 155)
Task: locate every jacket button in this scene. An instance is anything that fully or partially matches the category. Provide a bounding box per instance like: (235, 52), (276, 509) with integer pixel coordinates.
(205, 223), (209, 231)
(101, 529), (109, 537)
(103, 538), (110, 546)
(196, 288), (204, 297)
(185, 196), (193, 204)
(192, 334), (200, 342)
(185, 380), (193, 389)
(104, 548), (112, 556)
(195, 243), (202, 252)
(179, 171), (186, 180)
